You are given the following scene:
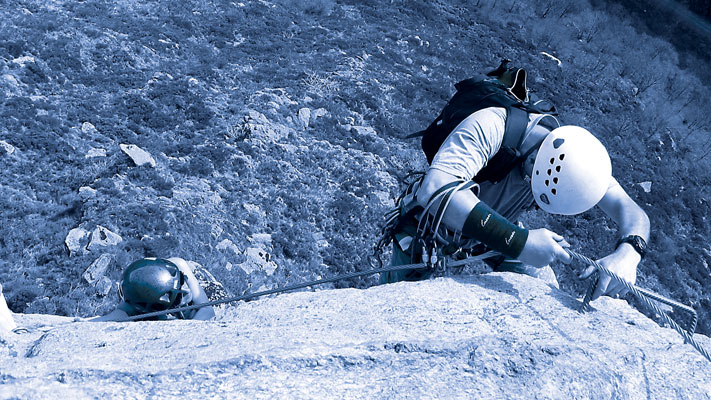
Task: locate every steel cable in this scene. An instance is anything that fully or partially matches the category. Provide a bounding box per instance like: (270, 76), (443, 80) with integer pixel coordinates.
(116, 256), (490, 322)
(567, 249), (710, 363)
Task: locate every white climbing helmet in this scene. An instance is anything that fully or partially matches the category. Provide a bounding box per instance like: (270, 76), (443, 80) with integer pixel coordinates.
(531, 126), (612, 215)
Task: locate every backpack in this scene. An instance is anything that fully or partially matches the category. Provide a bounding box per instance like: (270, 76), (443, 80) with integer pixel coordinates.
(410, 60), (557, 184)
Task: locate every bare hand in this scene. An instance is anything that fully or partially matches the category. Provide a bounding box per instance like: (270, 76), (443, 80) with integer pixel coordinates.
(518, 228), (571, 268)
(579, 249), (639, 300)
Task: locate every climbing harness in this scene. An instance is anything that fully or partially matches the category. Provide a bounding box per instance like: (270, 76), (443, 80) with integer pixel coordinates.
(369, 173), (482, 271)
(569, 250), (710, 363)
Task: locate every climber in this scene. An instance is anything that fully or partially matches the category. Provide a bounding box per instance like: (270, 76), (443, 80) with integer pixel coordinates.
(91, 257), (215, 321)
(0, 282), (17, 332)
(380, 62), (650, 302)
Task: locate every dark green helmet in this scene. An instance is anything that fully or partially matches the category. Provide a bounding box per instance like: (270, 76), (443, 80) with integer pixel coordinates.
(119, 258), (192, 314)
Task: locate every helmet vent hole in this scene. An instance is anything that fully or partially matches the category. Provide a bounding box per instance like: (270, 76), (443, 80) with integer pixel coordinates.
(555, 166), (561, 172)
(559, 154), (565, 161)
(553, 177), (558, 184)
(539, 193), (550, 205)
(551, 188), (557, 195)
(549, 157), (555, 164)
(553, 138), (565, 149)
(547, 169), (552, 175)
(545, 179), (550, 186)
(535, 170), (539, 175)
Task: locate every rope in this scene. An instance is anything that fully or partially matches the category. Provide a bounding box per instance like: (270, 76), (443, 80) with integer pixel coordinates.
(567, 249), (711, 363)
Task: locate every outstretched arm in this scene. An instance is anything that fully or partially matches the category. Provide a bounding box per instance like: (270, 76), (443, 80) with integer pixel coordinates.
(580, 177), (650, 300)
(418, 169), (571, 267)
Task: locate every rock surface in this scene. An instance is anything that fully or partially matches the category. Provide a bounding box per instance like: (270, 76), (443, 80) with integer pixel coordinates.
(1, 273), (709, 399)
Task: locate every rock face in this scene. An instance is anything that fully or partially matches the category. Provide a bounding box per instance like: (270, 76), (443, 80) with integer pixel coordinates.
(1, 272), (710, 399)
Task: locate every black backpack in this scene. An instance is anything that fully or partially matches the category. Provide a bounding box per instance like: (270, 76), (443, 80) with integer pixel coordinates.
(410, 61), (557, 184)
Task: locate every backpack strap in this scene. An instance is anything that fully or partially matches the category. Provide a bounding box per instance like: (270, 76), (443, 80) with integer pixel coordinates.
(502, 106), (529, 150)
(518, 113), (561, 159)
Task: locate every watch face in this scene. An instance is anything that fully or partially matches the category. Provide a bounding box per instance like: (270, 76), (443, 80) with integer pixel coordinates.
(634, 236), (647, 250)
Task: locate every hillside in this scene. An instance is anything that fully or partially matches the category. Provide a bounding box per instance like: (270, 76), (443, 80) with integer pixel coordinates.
(1, 0), (710, 336)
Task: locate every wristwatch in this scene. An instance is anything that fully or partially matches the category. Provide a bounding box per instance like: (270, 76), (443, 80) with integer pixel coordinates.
(616, 235), (648, 259)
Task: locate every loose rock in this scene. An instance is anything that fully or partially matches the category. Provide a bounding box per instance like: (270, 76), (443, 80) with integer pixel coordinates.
(297, 107), (311, 128)
(0, 74), (21, 96)
(81, 122), (99, 136)
(216, 239), (241, 255)
(78, 186), (97, 200)
(0, 140), (15, 155)
(65, 227), (90, 255)
(94, 276), (113, 297)
(237, 247), (278, 275)
(87, 226), (123, 251)
(638, 181), (652, 193)
(248, 233), (272, 248)
(83, 254), (114, 285)
(120, 144), (156, 167)
(85, 148), (107, 158)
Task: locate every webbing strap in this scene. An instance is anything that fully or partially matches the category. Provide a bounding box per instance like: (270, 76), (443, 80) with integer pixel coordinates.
(518, 113), (560, 160)
(502, 106), (529, 150)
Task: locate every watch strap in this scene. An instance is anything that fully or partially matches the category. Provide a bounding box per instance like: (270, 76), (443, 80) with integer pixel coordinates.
(616, 235), (647, 259)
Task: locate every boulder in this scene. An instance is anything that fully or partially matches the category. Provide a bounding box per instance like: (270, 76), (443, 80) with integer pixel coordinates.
(638, 181), (652, 193)
(78, 186), (97, 200)
(85, 148), (107, 158)
(297, 107), (310, 128)
(119, 144), (156, 167)
(87, 226), (123, 252)
(82, 254), (114, 285)
(65, 227), (90, 255)
(0, 140), (15, 155)
(237, 247), (278, 276)
(1, 273), (710, 398)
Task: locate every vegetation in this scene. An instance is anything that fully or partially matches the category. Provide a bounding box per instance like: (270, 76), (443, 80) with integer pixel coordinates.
(0, 0), (709, 333)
